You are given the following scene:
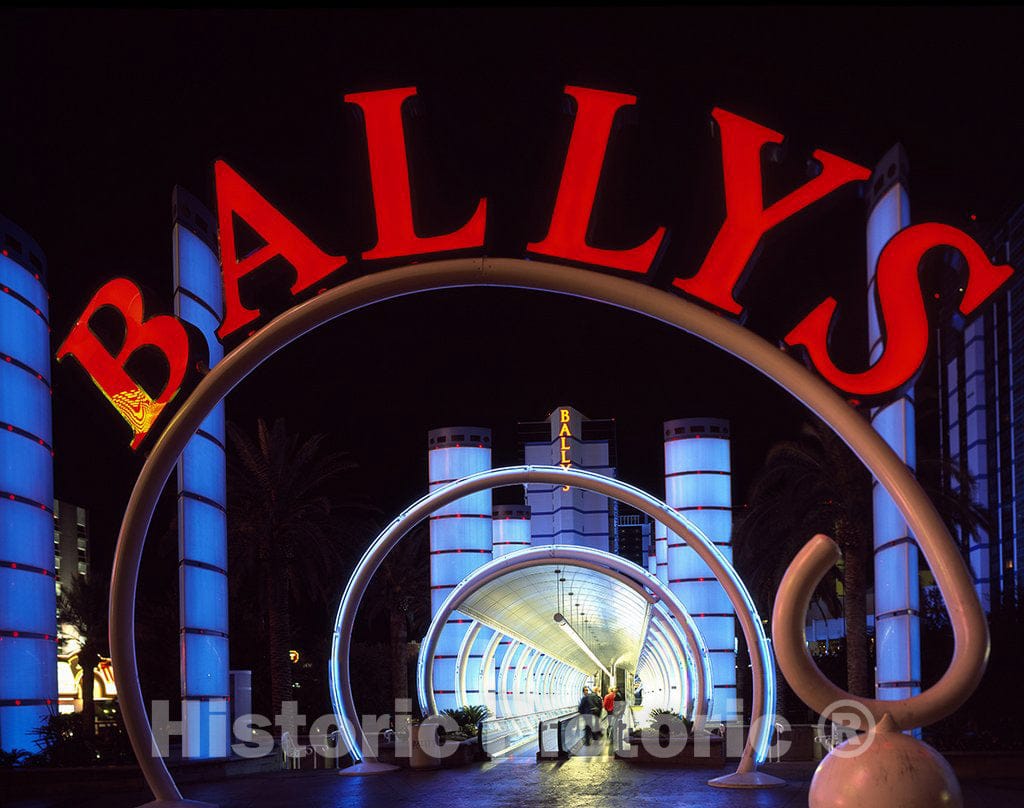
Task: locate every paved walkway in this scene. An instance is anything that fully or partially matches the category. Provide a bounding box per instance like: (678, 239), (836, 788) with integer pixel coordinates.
(14, 744), (1024, 807)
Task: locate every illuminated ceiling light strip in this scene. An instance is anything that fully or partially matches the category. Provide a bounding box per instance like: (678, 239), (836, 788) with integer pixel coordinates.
(553, 612), (612, 679)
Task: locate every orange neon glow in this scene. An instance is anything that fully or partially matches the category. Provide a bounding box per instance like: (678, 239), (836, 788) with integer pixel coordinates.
(785, 223), (1014, 397)
(674, 108), (870, 315)
(528, 86), (665, 273)
(215, 160), (346, 339)
(56, 278), (192, 449)
(346, 87), (486, 260)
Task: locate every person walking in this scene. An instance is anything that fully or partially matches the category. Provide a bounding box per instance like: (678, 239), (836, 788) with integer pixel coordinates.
(578, 686), (602, 744)
(603, 688), (616, 740)
(612, 686), (626, 748)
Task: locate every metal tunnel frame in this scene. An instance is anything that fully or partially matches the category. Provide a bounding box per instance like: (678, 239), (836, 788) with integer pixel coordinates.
(444, 581), (708, 723)
(328, 462), (774, 772)
(414, 542), (707, 725)
(107, 257), (983, 805)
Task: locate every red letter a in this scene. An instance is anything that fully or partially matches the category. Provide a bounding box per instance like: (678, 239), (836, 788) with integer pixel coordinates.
(56, 278), (192, 449)
(216, 161), (346, 339)
(345, 87), (487, 260)
(528, 86), (665, 273)
(674, 109), (870, 315)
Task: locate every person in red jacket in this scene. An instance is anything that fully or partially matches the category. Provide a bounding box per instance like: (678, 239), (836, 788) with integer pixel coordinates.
(603, 688), (617, 739)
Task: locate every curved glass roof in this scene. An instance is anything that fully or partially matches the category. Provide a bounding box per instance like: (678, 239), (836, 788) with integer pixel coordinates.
(457, 562), (652, 673)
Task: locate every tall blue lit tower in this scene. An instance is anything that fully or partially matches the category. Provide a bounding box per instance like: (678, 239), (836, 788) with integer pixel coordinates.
(427, 427), (492, 712)
(0, 215), (56, 752)
(663, 418), (736, 721)
(866, 147), (920, 704)
(491, 505), (531, 557)
(173, 188), (230, 758)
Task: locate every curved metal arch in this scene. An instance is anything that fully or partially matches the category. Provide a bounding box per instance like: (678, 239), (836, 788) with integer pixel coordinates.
(362, 469), (770, 773)
(415, 546), (704, 720)
(648, 613), (691, 718)
(652, 600), (713, 723)
(438, 568), (712, 724)
(512, 646), (537, 714)
(643, 628), (679, 712)
(638, 650), (671, 707)
(530, 655), (549, 712)
(652, 621), (688, 714)
(534, 653), (553, 712)
(527, 650), (544, 709)
(495, 640), (521, 718)
(478, 629), (504, 716)
(455, 621), (484, 707)
(108, 257), (985, 803)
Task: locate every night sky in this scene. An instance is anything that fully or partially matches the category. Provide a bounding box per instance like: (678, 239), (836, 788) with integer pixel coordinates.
(3, 8), (1023, 577)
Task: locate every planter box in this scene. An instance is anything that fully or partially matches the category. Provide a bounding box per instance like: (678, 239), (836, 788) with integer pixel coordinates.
(618, 733), (726, 767)
(386, 736), (480, 769)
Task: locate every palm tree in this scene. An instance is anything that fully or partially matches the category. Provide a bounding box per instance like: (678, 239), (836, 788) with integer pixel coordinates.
(227, 418), (371, 720)
(58, 574), (110, 736)
(736, 415), (993, 703)
(734, 417), (873, 697)
(362, 522), (431, 703)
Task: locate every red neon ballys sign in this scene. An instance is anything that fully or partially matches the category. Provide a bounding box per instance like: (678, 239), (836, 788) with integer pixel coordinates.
(57, 85), (1014, 449)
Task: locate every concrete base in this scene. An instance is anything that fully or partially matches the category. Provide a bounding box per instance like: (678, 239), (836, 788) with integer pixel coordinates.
(338, 760), (400, 776)
(810, 715), (961, 808)
(136, 800), (218, 808)
(708, 770), (787, 788)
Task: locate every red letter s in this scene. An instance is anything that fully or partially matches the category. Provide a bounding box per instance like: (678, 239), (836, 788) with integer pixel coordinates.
(784, 224), (1013, 398)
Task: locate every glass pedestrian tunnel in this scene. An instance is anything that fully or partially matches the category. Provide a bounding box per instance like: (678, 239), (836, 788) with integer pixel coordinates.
(414, 549), (709, 758)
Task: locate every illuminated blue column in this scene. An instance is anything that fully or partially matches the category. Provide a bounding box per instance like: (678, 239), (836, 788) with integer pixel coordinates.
(663, 418), (736, 721)
(960, 316), (991, 609)
(427, 427), (491, 712)
(491, 504), (531, 556)
(654, 521), (668, 583)
(0, 217), (56, 752)
(173, 189), (229, 758)
(866, 147), (921, 703)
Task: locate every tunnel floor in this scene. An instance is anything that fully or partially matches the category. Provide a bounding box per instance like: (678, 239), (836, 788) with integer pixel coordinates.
(14, 754), (1024, 808)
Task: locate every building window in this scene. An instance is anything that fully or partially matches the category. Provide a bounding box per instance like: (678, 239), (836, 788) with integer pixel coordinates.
(55, 556), (60, 570)
(78, 562), (87, 576)
(77, 538), (87, 551)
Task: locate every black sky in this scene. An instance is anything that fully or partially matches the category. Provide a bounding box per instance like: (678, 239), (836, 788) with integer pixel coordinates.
(3, 8), (1023, 572)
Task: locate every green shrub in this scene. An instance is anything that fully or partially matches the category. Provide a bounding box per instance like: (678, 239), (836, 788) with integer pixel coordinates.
(441, 704), (490, 729)
(647, 708), (693, 735)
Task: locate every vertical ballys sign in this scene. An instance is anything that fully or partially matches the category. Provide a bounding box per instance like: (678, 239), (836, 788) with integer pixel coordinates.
(57, 85), (1013, 449)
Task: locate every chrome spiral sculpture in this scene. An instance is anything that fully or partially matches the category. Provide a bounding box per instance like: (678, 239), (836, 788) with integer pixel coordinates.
(107, 259), (987, 807)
